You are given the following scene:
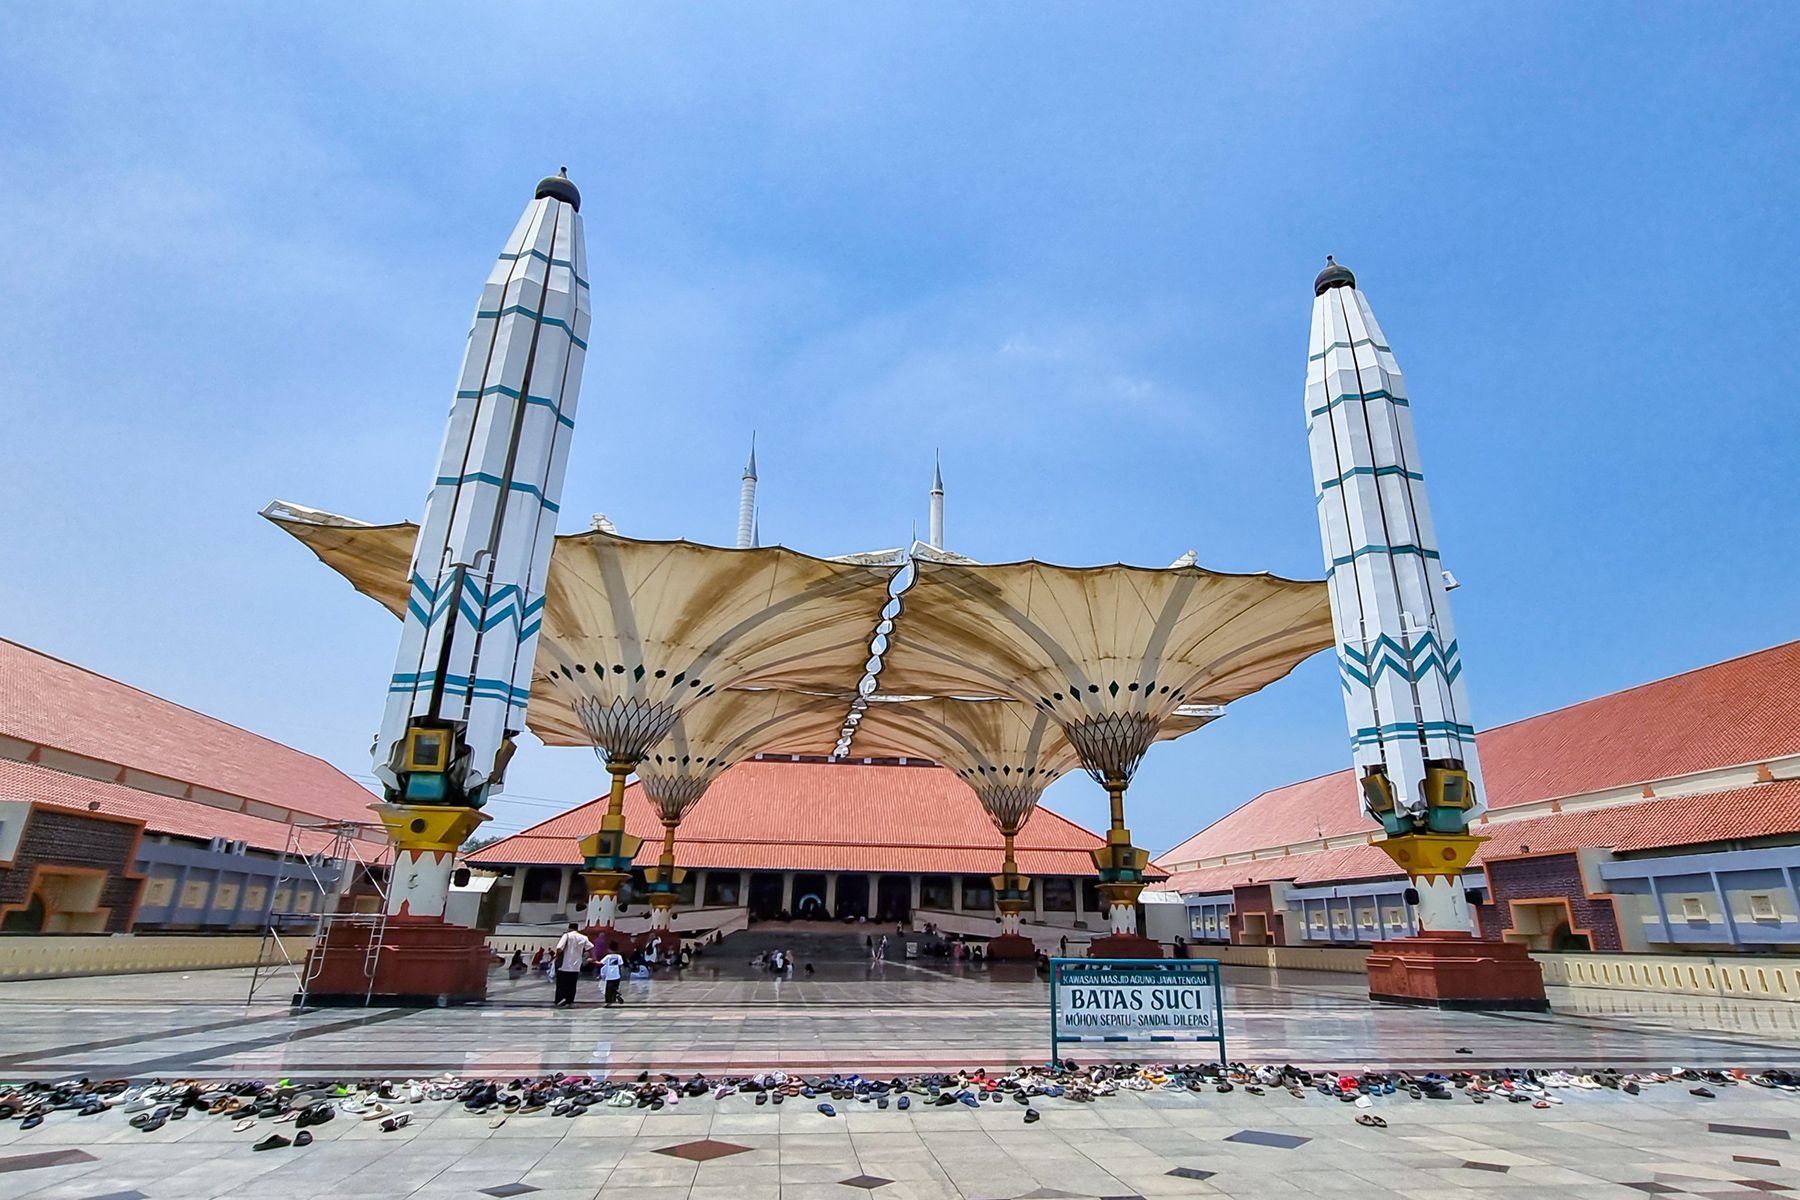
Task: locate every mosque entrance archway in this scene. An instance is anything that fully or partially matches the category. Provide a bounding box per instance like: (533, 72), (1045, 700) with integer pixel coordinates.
(835, 873), (870, 920)
(747, 873), (784, 920)
(793, 873), (828, 920)
(876, 875), (912, 923)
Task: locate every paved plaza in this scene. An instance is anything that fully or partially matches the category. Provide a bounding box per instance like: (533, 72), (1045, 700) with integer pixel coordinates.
(7, 961), (1800, 1081)
(4, 1059), (1800, 1200)
(6, 964), (1800, 1198)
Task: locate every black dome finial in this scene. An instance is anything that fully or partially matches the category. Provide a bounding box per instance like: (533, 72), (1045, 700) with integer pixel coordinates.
(1314, 255), (1356, 296)
(535, 167), (581, 211)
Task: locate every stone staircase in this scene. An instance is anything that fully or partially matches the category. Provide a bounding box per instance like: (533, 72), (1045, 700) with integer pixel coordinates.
(715, 922), (901, 963)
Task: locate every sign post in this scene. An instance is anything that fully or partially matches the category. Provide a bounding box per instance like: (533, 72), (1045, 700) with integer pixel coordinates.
(1049, 958), (1226, 1065)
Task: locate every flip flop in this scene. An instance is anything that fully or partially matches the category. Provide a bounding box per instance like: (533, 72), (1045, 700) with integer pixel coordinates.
(1356, 1113), (1387, 1128)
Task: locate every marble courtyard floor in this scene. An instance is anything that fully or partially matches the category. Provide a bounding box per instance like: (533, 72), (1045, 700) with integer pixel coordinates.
(6, 962), (1800, 1198)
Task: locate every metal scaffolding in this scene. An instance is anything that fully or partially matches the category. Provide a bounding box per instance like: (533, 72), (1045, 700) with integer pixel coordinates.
(247, 818), (388, 1007)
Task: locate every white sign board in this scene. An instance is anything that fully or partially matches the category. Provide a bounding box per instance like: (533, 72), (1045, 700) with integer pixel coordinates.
(1049, 960), (1225, 1056)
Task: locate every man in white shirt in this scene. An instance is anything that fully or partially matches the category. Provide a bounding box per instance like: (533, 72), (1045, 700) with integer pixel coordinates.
(598, 942), (626, 1007)
(551, 923), (592, 1008)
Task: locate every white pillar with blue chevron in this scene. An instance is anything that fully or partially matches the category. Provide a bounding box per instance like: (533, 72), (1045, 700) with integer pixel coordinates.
(1306, 257), (1483, 934)
(372, 170), (590, 920)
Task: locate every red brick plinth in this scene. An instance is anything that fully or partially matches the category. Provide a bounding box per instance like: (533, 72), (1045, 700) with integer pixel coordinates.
(1366, 930), (1549, 1011)
(1085, 933), (1165, 960)
(984, 933), (1038, 960)
(301, 918), (490, 1006)
(583, 924), (623, 951)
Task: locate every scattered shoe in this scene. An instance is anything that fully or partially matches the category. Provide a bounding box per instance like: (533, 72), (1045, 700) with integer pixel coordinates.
(253, 1133), (291, 1151)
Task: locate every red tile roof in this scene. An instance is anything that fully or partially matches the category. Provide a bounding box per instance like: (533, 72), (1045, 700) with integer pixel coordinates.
(1162, 843), (1399, 895)
(469, 757), (1124, 876)
(1472, 781), (1800, 859)
(1159, 639), (1800, 865)
(1161, 780), (1800, 895)
(0, 638), (381, 829)
(0, 758), (386, 862)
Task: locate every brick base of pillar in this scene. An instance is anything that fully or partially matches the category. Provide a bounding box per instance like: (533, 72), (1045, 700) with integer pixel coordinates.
(984, 933), (1038, 960)
(1366, 931), (1550, 1011)
(1084, 933), (1165, 960)
(300, 918), (489, 1006)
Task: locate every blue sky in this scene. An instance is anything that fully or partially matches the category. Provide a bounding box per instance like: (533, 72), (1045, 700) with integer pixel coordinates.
(2, 4), (1796, 854)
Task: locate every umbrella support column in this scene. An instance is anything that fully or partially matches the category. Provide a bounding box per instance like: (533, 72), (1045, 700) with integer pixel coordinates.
(580, 759), (643, 947)
(1084, 776), (1161, 959)
(988, 830), (1037, 959)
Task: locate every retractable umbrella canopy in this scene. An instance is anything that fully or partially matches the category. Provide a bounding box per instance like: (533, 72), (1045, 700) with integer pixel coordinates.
(849, 696), (1220, 832)
(875, 557), (1332, 783)
(264, 504), (898, 760)
(635, 689), (849, 822)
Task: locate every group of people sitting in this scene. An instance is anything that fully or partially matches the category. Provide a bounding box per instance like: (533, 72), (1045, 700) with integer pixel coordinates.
(915, 934), (984, 961)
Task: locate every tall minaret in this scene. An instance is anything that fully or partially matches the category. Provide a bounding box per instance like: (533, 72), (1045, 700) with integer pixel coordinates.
(928, 451), (945, 548)
(373, 169), (589, 920)
(736, 435), (757, 549)
(1306, 257), (1484, 935)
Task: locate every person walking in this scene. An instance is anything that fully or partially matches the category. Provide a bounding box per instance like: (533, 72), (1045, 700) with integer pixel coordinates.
(875, 934), (887, 963)
(551, 923), (592, 1008)
(598, 942), (626, 1007)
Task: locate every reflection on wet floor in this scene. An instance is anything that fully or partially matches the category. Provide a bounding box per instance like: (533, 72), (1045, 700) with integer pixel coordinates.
(4, 964), (1800, 1080)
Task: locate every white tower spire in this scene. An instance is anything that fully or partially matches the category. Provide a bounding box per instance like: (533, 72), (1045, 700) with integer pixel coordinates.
(736, 434), (758, 549)
(1306, 256), (1483, 934)
(928, 450), (945, 549)
(372, 168), (589, 919)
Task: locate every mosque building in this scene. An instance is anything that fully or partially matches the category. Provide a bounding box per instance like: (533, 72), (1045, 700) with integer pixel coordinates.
(5, 444), (1794, 960)
(467, 451), (1139, 947)
(1158, 639), (1800, 954)
(0, 637), (386, 934)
